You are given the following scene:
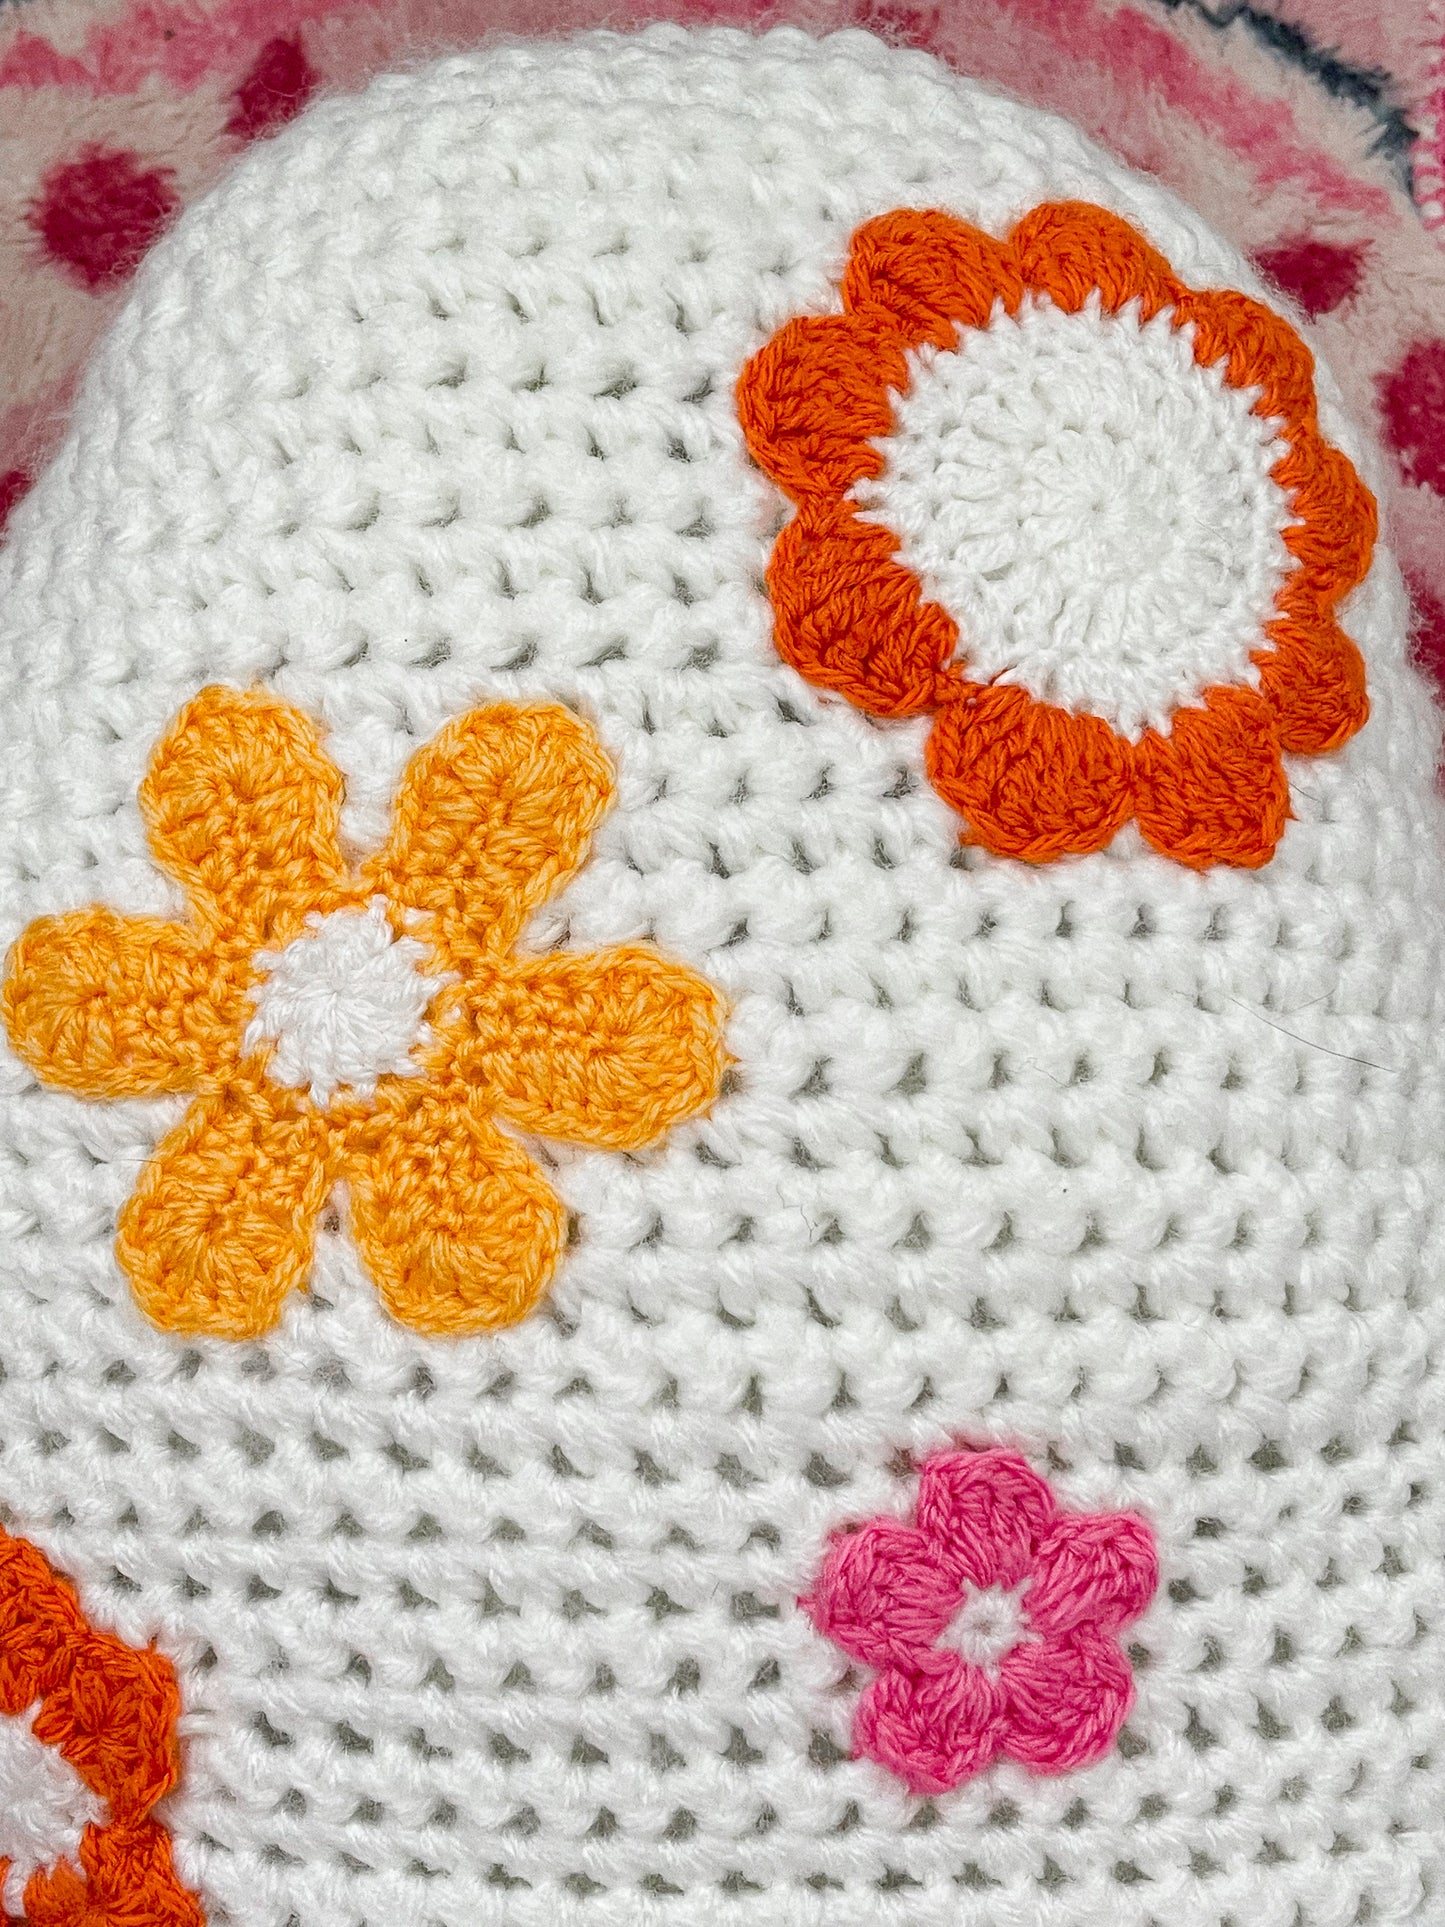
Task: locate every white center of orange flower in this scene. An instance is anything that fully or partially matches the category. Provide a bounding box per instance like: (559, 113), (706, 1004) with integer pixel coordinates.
(244, 897), (452, 1108)
(855, 293), (1295, 739)
(0, 1704), (104, 1916)
(937, 1582), (1033, 1673)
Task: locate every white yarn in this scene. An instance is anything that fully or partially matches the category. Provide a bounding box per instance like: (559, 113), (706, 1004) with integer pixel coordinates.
(937, 1584), (1034, 1673)
(0, 25), (1441, 1927)
(244, 898), (448, 1107)
(856, 293), (1292, 737)
(0, 1705), (104, 1916)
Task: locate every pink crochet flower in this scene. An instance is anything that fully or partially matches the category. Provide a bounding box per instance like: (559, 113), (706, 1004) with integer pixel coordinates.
(802, 1447), (1159, 1796)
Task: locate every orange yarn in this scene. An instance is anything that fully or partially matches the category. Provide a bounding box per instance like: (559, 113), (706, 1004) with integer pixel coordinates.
(737, 201), (1375, 869)
(0, 1525), (203, 1927)
(2, 688), (729, 1339)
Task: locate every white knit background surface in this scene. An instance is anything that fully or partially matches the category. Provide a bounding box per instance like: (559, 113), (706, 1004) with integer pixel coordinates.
(0, 26), (1442, 1927)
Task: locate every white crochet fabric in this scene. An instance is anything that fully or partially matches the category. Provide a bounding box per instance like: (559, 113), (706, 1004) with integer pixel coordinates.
(0, 24), (1442, 1927)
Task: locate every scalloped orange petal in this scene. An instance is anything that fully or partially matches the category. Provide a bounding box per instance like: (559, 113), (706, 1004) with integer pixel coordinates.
(768, 509), (955, 717)
(1256, 599), (1369, 756)
(927, 684), (1135, 862)
(1133, 686), (1290, 869)
(1274, 432), (1377, 588)
(32, 1641), (180, 1816)
(842, 206), (1024, 344)
(1009, 200), (1184, 317)
(1176, 287), (1317, 426)
(737, 312), (907, 502)
(23, 1818), (200, 1927)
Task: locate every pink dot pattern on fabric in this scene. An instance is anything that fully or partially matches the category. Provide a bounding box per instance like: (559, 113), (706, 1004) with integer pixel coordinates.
(1252, 236), (1366, 320)
(28, 145), (178, 289)
(0, 469), (31, 534)
(850, 0), (940, 47)
(802, 1447), (1158, 1796)
(1379, 336), (1445, 497)
(226, 34), (318, 142)
(1405, 569), (1445, 701)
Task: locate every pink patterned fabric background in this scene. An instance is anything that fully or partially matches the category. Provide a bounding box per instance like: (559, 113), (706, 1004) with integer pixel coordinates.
(4, 0), (1445, 696)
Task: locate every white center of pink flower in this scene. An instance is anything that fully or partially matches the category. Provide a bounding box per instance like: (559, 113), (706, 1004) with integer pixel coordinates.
(937, 1581), (1034, 1673)
(244, 897), (453, 1108)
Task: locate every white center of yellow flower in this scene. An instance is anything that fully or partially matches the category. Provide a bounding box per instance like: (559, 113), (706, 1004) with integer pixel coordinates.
(855, 293), (1295, 739)
(937, 1582), (1033, 1674)
(0, 1705), (104, 1917)
(244, 898), (451, 1108)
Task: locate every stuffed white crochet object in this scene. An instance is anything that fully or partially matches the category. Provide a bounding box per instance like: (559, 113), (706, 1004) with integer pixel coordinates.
(0, 24), (1440, 1927)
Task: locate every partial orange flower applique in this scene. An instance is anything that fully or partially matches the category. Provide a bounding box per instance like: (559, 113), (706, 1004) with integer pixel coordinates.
(0, 1525), (202, 1927)
(737, 201), (1376, 868)
(2, 688), (729, 1340)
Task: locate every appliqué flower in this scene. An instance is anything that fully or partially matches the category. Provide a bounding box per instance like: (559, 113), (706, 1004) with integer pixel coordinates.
(802, 1447), (1158, 1795)
(738, 201), (1375, 868)
(2, 687), (728, 1340)
(0, 1526), (202, 1927)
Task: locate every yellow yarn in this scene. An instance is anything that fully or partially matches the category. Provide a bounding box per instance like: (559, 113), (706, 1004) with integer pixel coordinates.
(2, 686), (729, 1339)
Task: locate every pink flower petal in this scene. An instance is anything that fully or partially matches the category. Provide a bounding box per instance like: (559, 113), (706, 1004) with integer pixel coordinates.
(802, 1517), (960, 1668)
(998, 1627), (1134, 1774)
(915, 1448), (1056, 1590)
(1024, 1511), (1159, 1638)
(855, 1654), (1005, 1795)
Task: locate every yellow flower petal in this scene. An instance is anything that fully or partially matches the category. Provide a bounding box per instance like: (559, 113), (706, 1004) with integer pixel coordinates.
(458, 946), (729, 1151)
(346, 1083), (566, 1335)
(3, 908), (241, 1097)
(363, 704), (613, 972)
(118, 1074), (333, 1337)
(140, 684), (349, 946)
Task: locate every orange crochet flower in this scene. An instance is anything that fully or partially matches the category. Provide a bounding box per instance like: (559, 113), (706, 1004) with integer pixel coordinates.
(0, 1525), (202, 1927)
(737, 201), (1375, 868)
(2, 688), (728, 1340)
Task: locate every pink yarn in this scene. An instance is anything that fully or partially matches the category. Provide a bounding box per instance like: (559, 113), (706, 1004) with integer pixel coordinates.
(802, 1447), (1158, 1796)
